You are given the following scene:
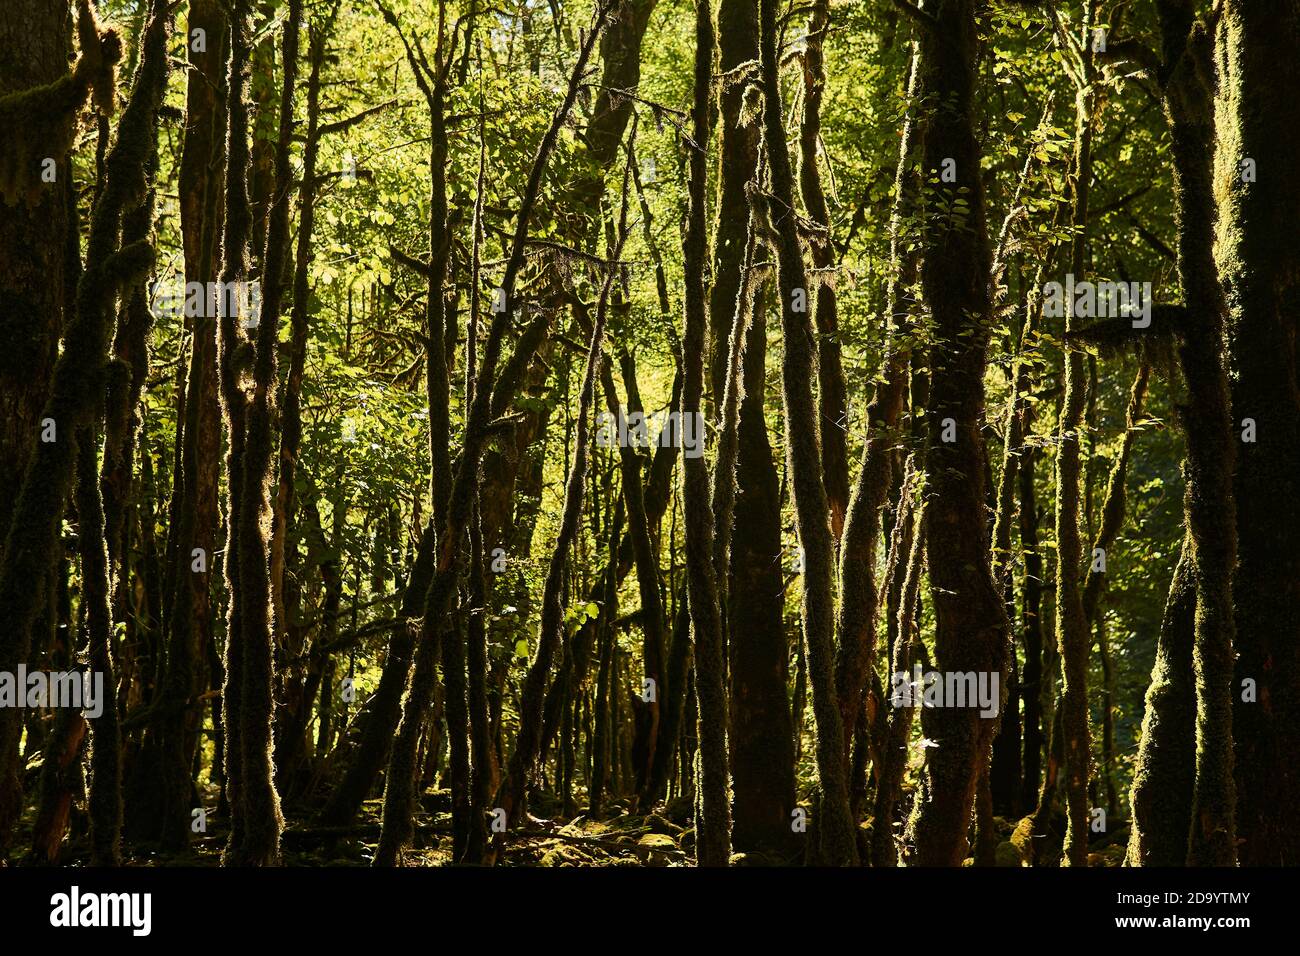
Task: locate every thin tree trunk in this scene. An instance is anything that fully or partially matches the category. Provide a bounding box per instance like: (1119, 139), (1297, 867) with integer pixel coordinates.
(1018, 443), (1044, 813)
(870, 486), (926, 867)
(497, 165), (631, 830)
(1126, 537), (1196, 865)
(216, 0), (254, 862)
(77, 429), (121, 863)
(678, 0), (732, 869)
(374, 1), (613, 864)
(798, 0), (850, 539)
(1052, 29), (1097, 868)
(833, 25), (924, 773)
(270, 14), (329, 766)
(901, 0), (1008, 867)
(757, 0), (856, 867)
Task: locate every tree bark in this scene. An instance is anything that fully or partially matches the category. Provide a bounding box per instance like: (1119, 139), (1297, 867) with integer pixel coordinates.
(0, 0), (166, 854)
(1126, 538), (1197, 865)
(681, 0), (731, 868)
(757, 0), (855, 866)
(901, 0), (1008, 867)
(798, 0), (850, 539)
(1052, 36), (1097, 868)
(1212, 0), (1299, 866)
(707, 0), (794, 856)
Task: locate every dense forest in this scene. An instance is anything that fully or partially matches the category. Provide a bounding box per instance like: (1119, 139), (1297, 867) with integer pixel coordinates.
(0, 0), (1295, 873)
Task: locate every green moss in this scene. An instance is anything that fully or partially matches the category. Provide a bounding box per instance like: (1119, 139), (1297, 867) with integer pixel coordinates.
(995, 841), (1021, 867)
(0, 2), (120, 206)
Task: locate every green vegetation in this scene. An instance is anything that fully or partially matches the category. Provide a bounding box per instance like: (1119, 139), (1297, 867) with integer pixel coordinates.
(0, 0), (1295, 869)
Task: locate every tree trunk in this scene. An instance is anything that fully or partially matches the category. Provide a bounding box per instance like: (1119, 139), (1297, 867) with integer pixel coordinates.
(1052, 45), (1097, 869)
(833, 23), (923, 775)
(0, 0), (166, 854)
(1126, 538), (1197, 865)
(0, 0), (81, 850)
(709, 0), (794, 855)
(1212, 0), (1299, 866)
(901, 0), (1008, 867)
(797, 0), (850, 539)
(681, 0), (731, 868)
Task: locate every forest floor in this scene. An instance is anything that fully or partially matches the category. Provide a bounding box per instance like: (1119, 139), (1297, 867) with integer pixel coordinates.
(18, 786), (702, 867)
(249, 790), (698, 867)
(17, 782), (1129, 866)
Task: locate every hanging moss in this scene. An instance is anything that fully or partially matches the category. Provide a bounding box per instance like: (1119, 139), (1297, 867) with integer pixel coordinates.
(76, 428), (122, 865)
(0, 0), (170, 855)
(217, 0), (253, 865)
(0, 0), (120, 206)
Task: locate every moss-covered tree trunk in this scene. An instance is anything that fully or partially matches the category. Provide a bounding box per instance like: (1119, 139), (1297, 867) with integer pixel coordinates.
(270, 16), (328, 795)
(870, 485), (925, 866)
(588, 496), (623, 818)
(88, 108), (161, 863)
(134, 0), (226, 849)
(573, 0), (658, 223)
(677, 0), (731, 869)
(1214, 0), (1300, 867)
(1126, 538), (1197, 865)
(1053, 40), (1097, 868)
(465, 497), (495, 861)
(758, 0), (855, 866)
(798, 0), (850, 539)
(834, 21), (923, 778)
(709, 0), (794, 856)
(726, 292), (797, 855)
(901, 0), (1008, 867)
(0, 0), (98, 851)
(77, 428), (121, 864)
(0, 1), (72, 551)
(0, 0), (165, 855)
(216, 0), (254, 862)
(110, 70), (169, 852)
(1017, 442), (1044, 813)
(222, 0), (302, 866)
